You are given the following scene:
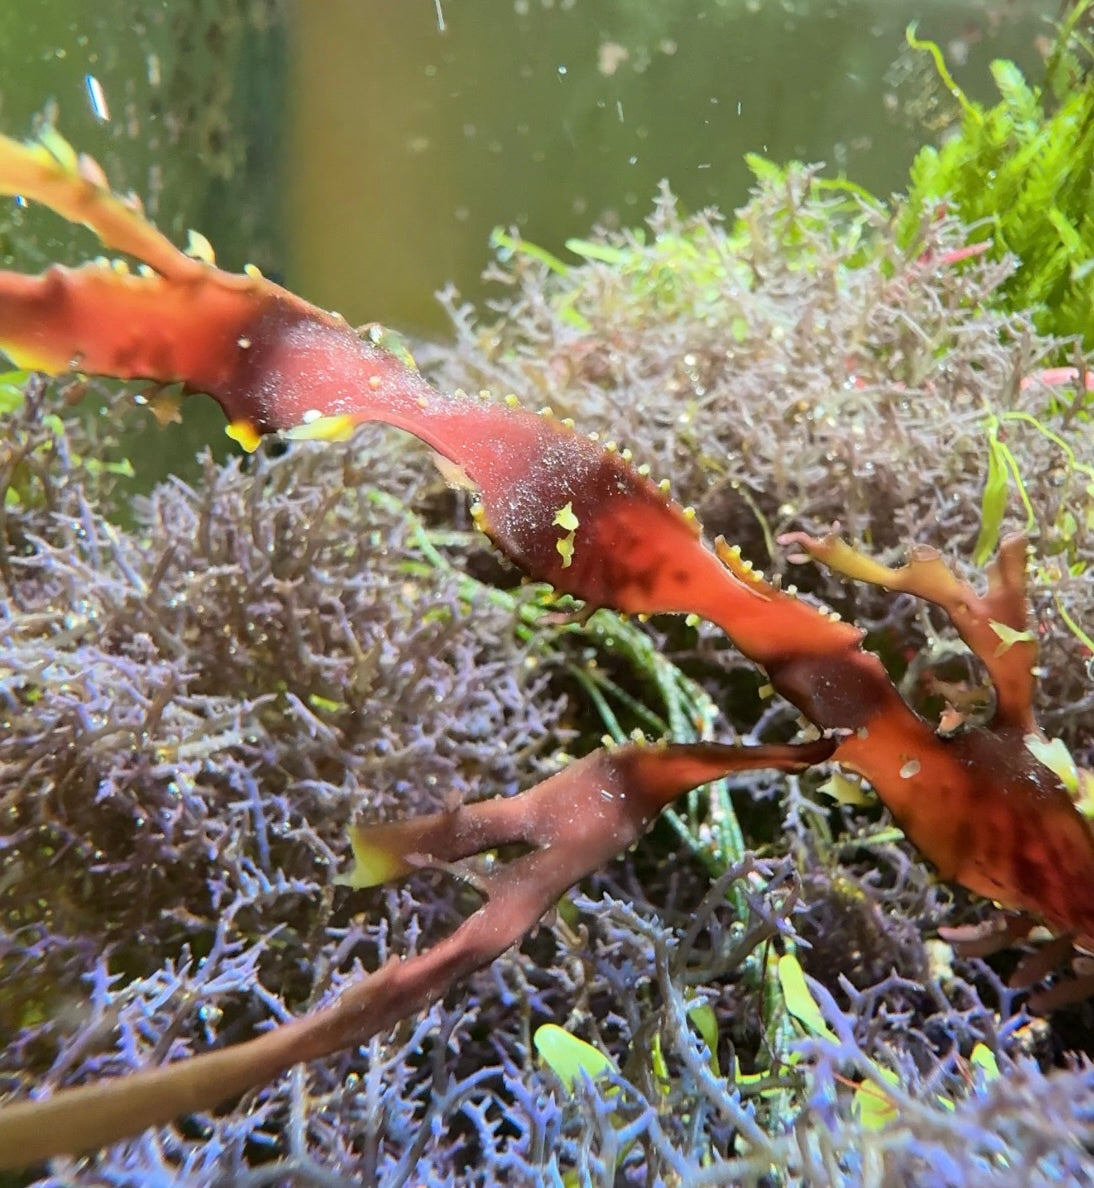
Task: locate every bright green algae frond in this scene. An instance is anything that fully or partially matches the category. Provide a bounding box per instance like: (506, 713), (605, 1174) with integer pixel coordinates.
(898, 16), (1094, 348)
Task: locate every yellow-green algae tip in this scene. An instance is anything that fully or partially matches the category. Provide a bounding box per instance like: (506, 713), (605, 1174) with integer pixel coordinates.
(36, 123), (79, 173)
(185, 228), (216, 265)
(226, 419), (262, 453)
(470, 503), (490, 536)
(818, 772), (876, 808)
(283, 413), (357, 443)
(552, 502), (580, 532)
(363, 322), (418, 370)
(1025, 734), (1080, 795)
(552, 502), (579, 567)
(335, 824), (414, 889)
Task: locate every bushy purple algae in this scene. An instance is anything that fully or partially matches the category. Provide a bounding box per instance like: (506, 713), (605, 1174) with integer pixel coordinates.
(0, 380), (570, 1182)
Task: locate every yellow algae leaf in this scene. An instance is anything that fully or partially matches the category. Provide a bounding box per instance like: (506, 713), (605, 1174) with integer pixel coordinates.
(817, 771), (875, 807)
(969, 1042), (1000, 1081)
(988, 619), (1035, 655)
(553, 501), (580, 532)
(688, 1002), (721, 1076)
(777, 952), (838, 1043)
(553, 501), (579, 568)
(281, 413), (357, 444)
(36, 124), (80, 174)
(534, 1024), (616, 1093)
(852, 1066), (901, 1130)
(1025, 734), (1079, 795)
(335, 823), (414, 890)
(184, 228), (216, 265)
(225, 420), (262, 453)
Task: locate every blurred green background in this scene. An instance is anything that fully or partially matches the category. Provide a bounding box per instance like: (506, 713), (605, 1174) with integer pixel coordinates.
(286, 0), (1058, 334)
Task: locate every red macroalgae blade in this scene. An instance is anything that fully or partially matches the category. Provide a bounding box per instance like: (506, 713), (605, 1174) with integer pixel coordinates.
(341, 737), (837, 889)
(0, 255), (771, 621)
